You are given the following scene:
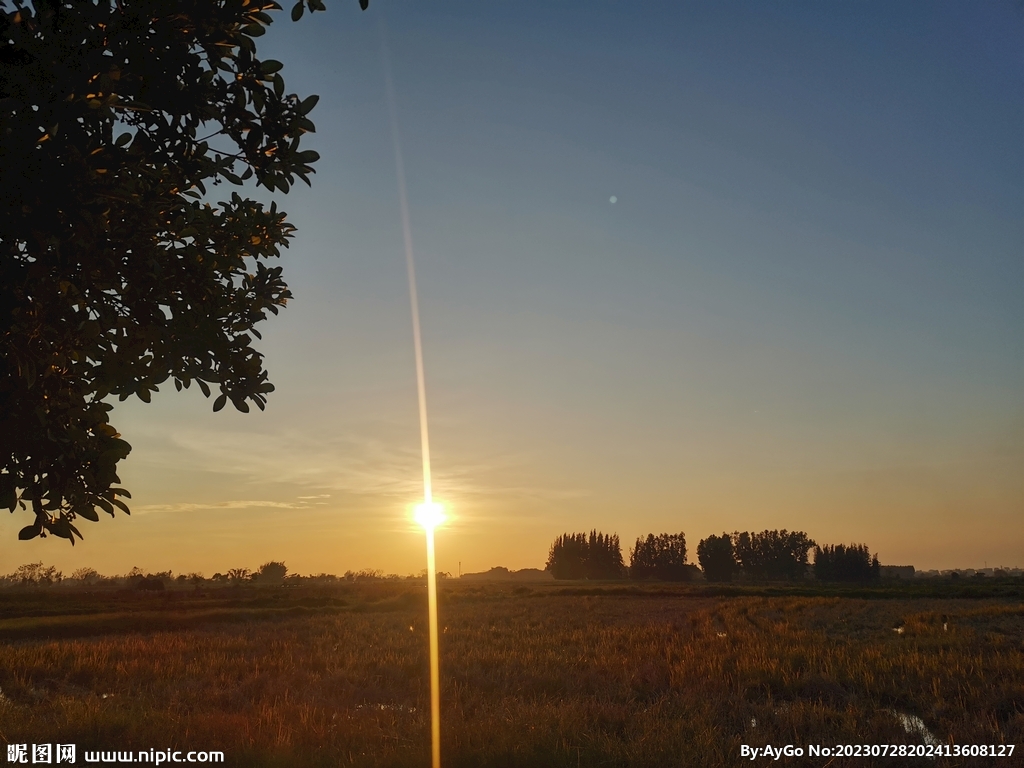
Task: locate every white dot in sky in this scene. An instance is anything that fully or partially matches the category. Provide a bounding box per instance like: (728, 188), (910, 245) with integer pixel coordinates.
(609, 196), (617, 204)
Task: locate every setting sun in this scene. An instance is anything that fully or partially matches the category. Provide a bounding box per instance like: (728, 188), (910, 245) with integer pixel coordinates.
(414, 501), (446, 531)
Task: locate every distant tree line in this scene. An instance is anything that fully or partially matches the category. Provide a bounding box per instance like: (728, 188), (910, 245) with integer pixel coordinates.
(546, 529), (885, 584)
(697, 530), (817, 582)
(546, 530), (695, 582)
(0, 561), (458, 589)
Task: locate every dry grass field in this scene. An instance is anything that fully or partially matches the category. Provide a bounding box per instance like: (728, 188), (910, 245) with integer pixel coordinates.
(0, 582), (1021, 767)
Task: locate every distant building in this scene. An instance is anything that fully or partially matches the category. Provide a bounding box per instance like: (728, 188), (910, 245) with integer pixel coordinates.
(880, 565), (915, 580)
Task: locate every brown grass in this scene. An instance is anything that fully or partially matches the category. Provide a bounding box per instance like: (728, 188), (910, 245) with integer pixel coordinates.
(0, 583), (1021, 767)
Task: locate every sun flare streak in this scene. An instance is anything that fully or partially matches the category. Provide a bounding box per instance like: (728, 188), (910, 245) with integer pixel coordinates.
(383, 21), (443, 768)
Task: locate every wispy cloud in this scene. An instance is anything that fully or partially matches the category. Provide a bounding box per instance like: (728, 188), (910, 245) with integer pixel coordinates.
(126, 418), (584, 507)
(134, 498), (318, 514)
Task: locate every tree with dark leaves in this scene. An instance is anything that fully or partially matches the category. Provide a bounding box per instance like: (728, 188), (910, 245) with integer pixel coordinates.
(732, 529), (816, 581)
(813, 543), (880, 583)
(0, 0), (367, 543)
(629, 532), (688, 581)
(255, 560), (287, 584)
(696, 532), (738, 583)
(546, 532), (588, 580)
(585, 530), (625, 580)
(546, 531), (625, 580)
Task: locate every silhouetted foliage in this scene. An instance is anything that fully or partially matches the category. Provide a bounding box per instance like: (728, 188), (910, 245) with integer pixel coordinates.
(70, 566), (100, 584)
(134, 575), (166, 591)
(547, 533), (587, 579)
(732, 529), (816, 581)
(629, 532), (690, 581)
(127, 566), (169, 590)
(256, 560), (287, 584)
(587, 530), (626, 580)
(813, 543), (880, 583)
(0, 0), (367, 543)
(696, 533), (738, 582)
(546, 531), (625, 580)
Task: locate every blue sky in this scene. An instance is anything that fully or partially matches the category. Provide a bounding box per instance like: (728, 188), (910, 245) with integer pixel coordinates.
(3, 0), (1020, 576)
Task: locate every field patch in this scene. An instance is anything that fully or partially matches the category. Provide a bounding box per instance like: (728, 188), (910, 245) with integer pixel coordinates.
(0, 583), (1020, 767)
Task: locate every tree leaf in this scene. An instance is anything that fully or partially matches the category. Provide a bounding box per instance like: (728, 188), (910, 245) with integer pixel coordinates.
(213, 394), (228, 412)
(291, 2), (304, 21)
(77, 506), (100, 522)
(18, 525), (41, 541)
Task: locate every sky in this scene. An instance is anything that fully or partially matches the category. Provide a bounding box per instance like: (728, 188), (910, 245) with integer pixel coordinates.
(3, 0), (1022, 577)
